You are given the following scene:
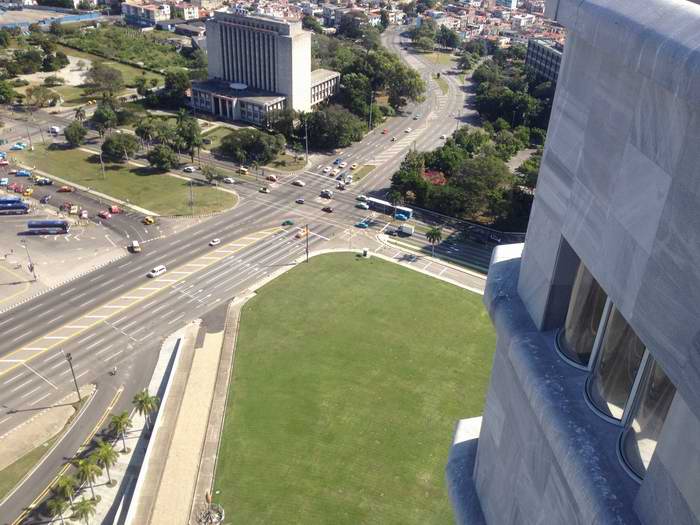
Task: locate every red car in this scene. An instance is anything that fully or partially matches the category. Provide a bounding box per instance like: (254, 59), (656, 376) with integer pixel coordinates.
(98, 210), (112, 219)
(60, 201), (73, 211)
(109, 205), (122, 214)
(7, 182), (18, 191)
(14, 184), (24, 193)
(382, 128), (389, 134)
(0, 159), (8, 166)
(57, 186), (74, 193)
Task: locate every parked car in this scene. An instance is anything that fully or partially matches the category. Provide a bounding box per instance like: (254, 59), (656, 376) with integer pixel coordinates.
(405, 128), (412, 133)
(49, 126), (61, 134)
(339, 161), (347, 168)
(0, 178), (7, 186)
(391, 136), (397, 142)
(143, 216), (155, 225)
(440, 134), (447, 139)
(183, 166), (197, 173)
(109, 205), (122, 214)
(350, 163), (358, 170)
(355, 221), (369, 229)
(333, 158), (342, 164)
(23, 188), (33, 196)
(259, 186), (270, 194)
(203, 138), (212, 145)
(292, 179), (306, 187)
(322, 166), (332, 174)
(80, 209), (88, 219)
(59, 201), (73, 211)
(35, 177), (52, 185)
(356, 202), (369, 210)
(57, 186), (74, 193)
(381, 129), (388, 134)
(98, 210), (112, 219)
(356, 195), (368, 202)
(16, 169), (31, 177)
(0, 159), (8, 166)
(282, 219), (294, 226)
(295, 197), (305, 204)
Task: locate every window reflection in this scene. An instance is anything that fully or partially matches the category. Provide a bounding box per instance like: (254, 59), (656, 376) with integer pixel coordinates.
(588, 308), (646, 419)
(622, 360), (676, 478)
(558, 262), (607, 366)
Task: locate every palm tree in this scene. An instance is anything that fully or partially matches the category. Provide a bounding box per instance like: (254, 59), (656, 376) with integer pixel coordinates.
(46, 496), (69, 525)
(54, 474), (77, 505)
(74, 106), (86, 122)
(175, 107), (189, 128)
(93, 439), (119, 485)
(426, 226), (443, 257)
(133, 390), (160, 429)
(71, 497), (97, 525)
(109, 411), (133, 452)
(73, 458), (102, 500)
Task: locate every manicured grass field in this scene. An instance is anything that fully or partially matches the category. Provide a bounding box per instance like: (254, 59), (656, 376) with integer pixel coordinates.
(426, 51), (456, 66)
(265, 152), (306, 172)
(352, 164), (375, 181)
(0, 436), (57, 502)
(10, 145), (236, 216)
(201, 126), (233, 151)
(213, 253), (495, 524)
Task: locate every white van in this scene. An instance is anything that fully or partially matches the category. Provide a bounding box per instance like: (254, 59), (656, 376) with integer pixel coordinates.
(49, 126), (61, 134)
(147, 264), (166, 278)
(129, 240), (141, 253)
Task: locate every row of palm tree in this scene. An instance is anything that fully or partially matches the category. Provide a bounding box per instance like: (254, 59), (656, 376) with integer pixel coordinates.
(43, 389), (160, 524)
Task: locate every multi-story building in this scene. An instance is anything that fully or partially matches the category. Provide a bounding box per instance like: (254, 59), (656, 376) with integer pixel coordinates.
(122, 2), (171, 26)
(525, 38), (563, 83)
(170, 2), (199, 20)
(446, 1), (700, 524)
(192, 10), (339, 124)
(495, 0), (517, 9)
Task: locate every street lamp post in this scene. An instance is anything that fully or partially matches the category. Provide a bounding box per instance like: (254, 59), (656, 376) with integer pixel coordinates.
(21, 240), (37, 281)
(62, 350), (82, 403)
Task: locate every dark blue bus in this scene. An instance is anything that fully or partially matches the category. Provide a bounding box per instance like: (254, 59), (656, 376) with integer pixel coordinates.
(0, 202), (29, 214)
(27, 220), (70, 234)
(0, 196), (23, 204)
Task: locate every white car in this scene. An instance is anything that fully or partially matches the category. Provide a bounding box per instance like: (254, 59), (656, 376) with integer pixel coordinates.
(405, 128), (412, 133)
(356, 202), (370, 210)
(440, 134), (447, 139)
(356, 195), (368, 202)
(49, 125), (61, 134)
(222, 177), (234, 184)
(339, 161), (347, 168)
(322, 166), (332, 174)
(292, 180), (306, 187)
(350, 163), (359, 170)
(209, 238), (221, 247)
(183, 166), (197, 173)
(147, 265), (167, 278)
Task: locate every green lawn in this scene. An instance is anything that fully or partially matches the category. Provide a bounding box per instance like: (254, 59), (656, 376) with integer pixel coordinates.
(352, 164), (375, 181)
(9, 145), (236, 216)
(426, 51), (456, 66)
(214, 253), (495, 525)
(265, 152), (306, 172)
(0, 436), (58, 501)
(435, 76), (449, 95)
(201, 126), (234, 151)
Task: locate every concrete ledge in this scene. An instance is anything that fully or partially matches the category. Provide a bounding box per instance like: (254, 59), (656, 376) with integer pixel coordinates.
(446, 417), (486, 525)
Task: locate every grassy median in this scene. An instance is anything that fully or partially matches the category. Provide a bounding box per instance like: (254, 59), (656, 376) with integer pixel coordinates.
(10, 144), (236, 216)
(214, 253), (495, 524)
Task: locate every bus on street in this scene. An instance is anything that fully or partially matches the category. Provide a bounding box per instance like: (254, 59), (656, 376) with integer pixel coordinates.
(27, 220), (70, 234)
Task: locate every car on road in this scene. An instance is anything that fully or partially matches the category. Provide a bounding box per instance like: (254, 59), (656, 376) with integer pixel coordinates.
(203, 138), (212, 145)
(80, 209), (88, 219)
(49, 126), (61, 134)
(266, 174), (278, 182)
(259, 186), (270, 194)
(355, 221), (368, 229)
(98, 210), (112, 219)
(440, 134), (447, 139)
(14, 184), (24, 193)
(413, 114), (420, 120)
(295, 197), (305, 204)
(350, 163), (358, 170)
(322, 206), (333, 213)
(395, 213), (408, 221)
(222, 177), (235, 184)
(129, 240), (141, 253)
(10, 144), (24, 151)
(391, 136), (397, 142)
(322, 166), (332, 174)
(35, 177), (52, 185)
(59, 201), (73, 211)
(143, 216), (155, 225)
(331, 168), (340, 176)
(7, 182), (18, 191)
(292, 179), (306, 187)
(382, 129), (388, 134)
(356, 195), (367, 202)
(109, 205), (122, 214)
(0, 178), (7, 186)
(57, 186), (74, 193)
(0, 159), (8, 166)
(356, 202), (369, 210)
(333, 158), (342, 164)
(405, 128), (412, 133)
(40, 195), (52, 204)
(320, 189), (333, 198)
(238, 167), (249, 174)
(23, 188), (33, 197)
(147, 265), (167, 278)
(209, 238), (221, 246)
(339, 161), (347, 168)
(282, 219), (294, 226)
(16, 169), (31, 177)
(386, 229), (398, 236)
(183, 166), (197, 173)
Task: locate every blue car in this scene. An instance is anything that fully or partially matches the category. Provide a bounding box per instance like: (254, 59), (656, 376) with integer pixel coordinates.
(0, 152), (6, 158)
(355, 222), (369, 229)
(333, 158), (342, 164)
(394, 213), (408, 221)
(16, 169), (31, 177)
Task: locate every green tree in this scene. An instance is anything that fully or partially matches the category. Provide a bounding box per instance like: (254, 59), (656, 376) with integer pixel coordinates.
(64, 121), (87, 148)
(451, 155), (514, 218)
(380, 10), (390, 30)
(337, 72), (371, 119)
(219, 128), (285, 165)
(46, 496), (69, 525)
(302, 15), (324, 34)
(73, 458), (102, 500)
(146, 144), (178, 171)
(135, 117), (157, 150)
(109, 411), (133, 452)
(25, 85), (53, 109)
(93, 439), (119, 485)
(71, 497), (97, 525)
(90, 105), (117, 136)
(162, 69), (191, 106)
(132, 389), (160, 429)
(414, 35), (434, 52)
(516, 152), (541, 189)
(0, 29), (10, 48)
(178, 118), (203, 163)
(0, 80), (18, 104)
(437, 26), (460, 49)
(306, 105), (366, 149)
(201, 164), (222, 184)
(425, 227), (443, 256)
(102, 134), (139, 162)
(74, 106), (86, 122)
(85, 62), (124, 97)
(54, 474), (77, 505)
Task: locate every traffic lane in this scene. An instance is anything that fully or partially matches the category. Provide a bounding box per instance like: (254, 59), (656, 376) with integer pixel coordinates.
(0, 201), (280, 354)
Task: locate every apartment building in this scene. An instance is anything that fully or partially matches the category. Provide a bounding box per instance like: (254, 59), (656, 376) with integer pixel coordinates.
(447, 1), (700, 524)
(122, 2), (171, 26)
(525, 38), (562, 83)
(170, 2), (199, 20)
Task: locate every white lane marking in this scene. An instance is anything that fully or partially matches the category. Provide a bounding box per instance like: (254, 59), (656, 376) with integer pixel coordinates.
(47, 315), (64, 324)
(3, 373), (25, 386)
(45, 351), (64, 361)
(95, 344), (114, 357)
(84, 315), (107, 319)
(30, 391), (52, 406)
(10, 334), (27, 342)
(21, 385), (42, 399)
(122, 296), (143, 300)
(103, 305), (126, 309)
(11, 378), (33, 393)
(26, 303), (42, 312)
(65, 325), (89, 329)
(73, 370), (89, 382)
(104, 349), (123, 362)
(120, 318), (141, 331)
(49, 359), (67, 371)
(43, 336), (68, 340)
(117, 261), (131, 269)
(59, 287), (75, 297)
(167, 313), (185, 325)
(85, 337), (105, 350)
(23, 363), (57, 389)
(77, 333), (98, 344)
(0, 416), (11, 425)
(73, 291), (87, 300)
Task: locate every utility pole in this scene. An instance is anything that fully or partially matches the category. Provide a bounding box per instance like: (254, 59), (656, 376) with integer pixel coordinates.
(62, 350), (82, 403)
(304, 119), (309, 163)
(21, 240), (36, 281)
(368, 90), (373, 130)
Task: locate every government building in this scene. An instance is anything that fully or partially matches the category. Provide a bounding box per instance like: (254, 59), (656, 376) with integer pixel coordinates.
(447, 0), (700, 524)
(191, 9), (339, 125)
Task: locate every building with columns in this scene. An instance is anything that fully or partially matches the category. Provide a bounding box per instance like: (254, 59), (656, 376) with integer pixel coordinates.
(446, 0), (700, 524)
(191, 9), (339, 125)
